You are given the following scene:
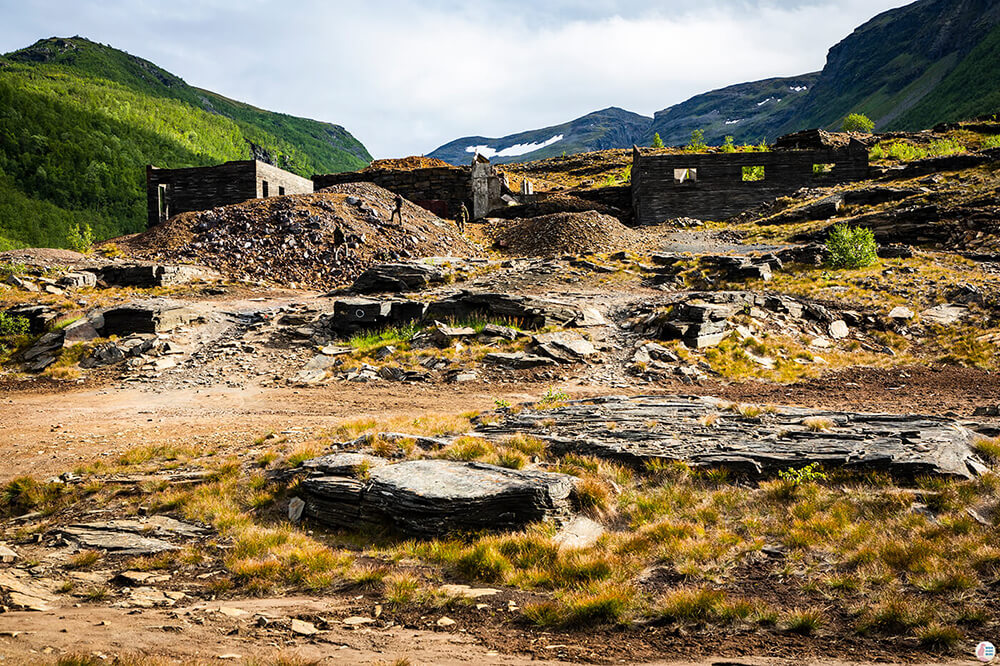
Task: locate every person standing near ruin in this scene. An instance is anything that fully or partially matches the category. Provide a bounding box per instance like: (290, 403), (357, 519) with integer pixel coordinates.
(456, 202), (469, 234)
(333, 225), (347, 261)
(390, 193), (404, 226)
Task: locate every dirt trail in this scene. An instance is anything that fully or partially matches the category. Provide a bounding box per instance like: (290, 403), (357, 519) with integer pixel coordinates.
(2, 364), (998, 483)
(0, 599), (973, 665)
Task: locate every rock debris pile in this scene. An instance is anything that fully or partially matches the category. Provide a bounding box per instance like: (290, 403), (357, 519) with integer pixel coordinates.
(488, 211), (642, 257)
(116, 183), (479, 289)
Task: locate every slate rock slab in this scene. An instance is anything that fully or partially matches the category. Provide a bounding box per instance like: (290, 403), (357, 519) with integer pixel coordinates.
(301, 459), (577, 536)
(476, 396), (986, 480)
(102, 300), (199, 336)
(351, 262), (450, 293)
(60, 516), (208, 555)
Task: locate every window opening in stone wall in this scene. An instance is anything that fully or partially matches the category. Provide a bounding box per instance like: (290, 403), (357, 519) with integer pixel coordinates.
(262, 180), (269, 198)
(742, 166), (765, 182)
(278, 186), (285, 196)
(673, 168), (697, 184)
(157, 184), (170, 220)
(813, 163), (835, 176)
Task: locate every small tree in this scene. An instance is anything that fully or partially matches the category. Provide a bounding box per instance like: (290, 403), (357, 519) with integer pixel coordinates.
(721, 135), (735, 153)
(66, 223), (94, 254)
(825, 223), (878, 268)
(688, 129), (707, 152)
(651, 132), (664, 149)
(842, 113), (875, 134)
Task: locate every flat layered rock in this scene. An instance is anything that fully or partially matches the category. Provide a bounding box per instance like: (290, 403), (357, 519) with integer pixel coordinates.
(351, 262), (450, 293)
(301, 459), (577, 536)
(477, 396), (986, 480)
(60, 516), (207, 555)
(102, 300), (200, 336)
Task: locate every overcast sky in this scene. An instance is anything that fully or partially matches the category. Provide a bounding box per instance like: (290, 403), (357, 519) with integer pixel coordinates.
(1, 0), (912, 158)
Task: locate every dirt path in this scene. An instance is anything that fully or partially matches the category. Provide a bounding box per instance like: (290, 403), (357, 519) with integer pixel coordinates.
(2, 363), (997, 483)
(0, 599), (973, 665)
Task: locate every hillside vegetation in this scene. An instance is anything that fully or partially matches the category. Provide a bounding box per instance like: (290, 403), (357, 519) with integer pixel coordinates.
(0, 37), (371, 249)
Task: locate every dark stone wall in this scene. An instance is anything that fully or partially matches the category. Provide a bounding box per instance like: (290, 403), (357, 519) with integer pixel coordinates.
(631, 146), (869, 225)
(313, 167), (474, 220)
(146, 160), (314, 227)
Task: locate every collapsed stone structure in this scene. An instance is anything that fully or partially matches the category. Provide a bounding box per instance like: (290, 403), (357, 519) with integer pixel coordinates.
(145, 160), (314, 227)
(631, 137), (870, 225)
(313, 155), (506, 221)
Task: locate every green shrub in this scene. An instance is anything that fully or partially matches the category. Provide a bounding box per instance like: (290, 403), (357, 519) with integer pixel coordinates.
(721, 135), (735, 153)
(842, 113), (875, 133)
(825, 224), (878, 268)
(66, 223), (94, 253)
(0, 313), (30, 337)
(687, 129), (706, 152)
(651, 132), (664, 149)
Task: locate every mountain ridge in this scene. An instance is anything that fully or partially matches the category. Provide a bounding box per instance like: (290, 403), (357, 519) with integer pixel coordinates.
(0, 36), (371, 249)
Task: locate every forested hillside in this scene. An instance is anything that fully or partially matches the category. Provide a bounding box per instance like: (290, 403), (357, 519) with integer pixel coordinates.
(0, 37), (371, 249)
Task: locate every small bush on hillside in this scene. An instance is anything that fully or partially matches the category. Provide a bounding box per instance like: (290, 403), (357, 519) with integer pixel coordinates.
(66, 223), (94, 253)
(842, 113), (875, 133)
(0, 313), (30, 337)
(688, 129), (707, 152)
(825, 224), (878, 268)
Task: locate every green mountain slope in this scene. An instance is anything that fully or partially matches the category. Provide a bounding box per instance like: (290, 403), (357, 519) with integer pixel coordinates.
(427, 107), (652, 166)
(779, 0), (1000, 134)
(647, 74), (819, 147)
(0, 37), (371, 249)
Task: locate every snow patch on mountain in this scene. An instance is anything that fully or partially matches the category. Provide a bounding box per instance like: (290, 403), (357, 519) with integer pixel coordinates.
(467, 134), (564, 159)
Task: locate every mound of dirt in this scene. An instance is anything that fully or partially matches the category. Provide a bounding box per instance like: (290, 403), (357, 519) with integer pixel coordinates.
(0, 248), (109, 271)
(365, 156), (453, 171)
(488, 211), (642, 257)
(111, 183), (479, 290)
(487, 193), (624, 220)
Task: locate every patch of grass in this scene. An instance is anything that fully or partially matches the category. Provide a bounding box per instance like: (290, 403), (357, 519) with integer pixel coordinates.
(801, 416), (834, 432)
(782, 608), (825, 634)
(348, 323), (420, 353)
(973, 437), (1000, 465)
(1, 475), (67, 517)
(574, 476), (613, 518)
(285, 443), (322, 468)
(384, 572), (420, 606)
(66, 550), (102, 569)
(855, 597), (932, 634)
(439, 436), (495, 462)
(454, 543), (511, 583)
(917, 623), (963, 650)
(525, 584), (633, 628)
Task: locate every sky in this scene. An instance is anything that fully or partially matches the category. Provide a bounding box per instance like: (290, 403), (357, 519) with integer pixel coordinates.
(0, 0), (913, 159)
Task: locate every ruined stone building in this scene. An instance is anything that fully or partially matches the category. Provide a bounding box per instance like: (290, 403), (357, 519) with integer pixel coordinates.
(631, 137), (870, 225)
(145, 160), (314, 227)
(313, 155), (506, 221)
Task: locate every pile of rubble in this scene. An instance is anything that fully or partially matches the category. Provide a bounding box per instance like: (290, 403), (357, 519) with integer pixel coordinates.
(115, 183), (479, 290)
(489, 211), (642, 257)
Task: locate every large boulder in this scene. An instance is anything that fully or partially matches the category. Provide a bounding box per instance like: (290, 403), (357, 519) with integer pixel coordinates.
(351, 262), (450, 293)
(301, 457), (577, 536)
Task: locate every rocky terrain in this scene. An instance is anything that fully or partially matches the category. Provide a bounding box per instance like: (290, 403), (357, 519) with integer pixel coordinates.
(2, 125), (1000, 666)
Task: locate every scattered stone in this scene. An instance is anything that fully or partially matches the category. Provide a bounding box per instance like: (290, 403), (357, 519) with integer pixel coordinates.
(573, 307), (609, 327)
(290, 619), (319, 636)
(342, 616), (375, 626)
(552, 516), (606, 550)
(888, 306), (915, 321)
(115, 571), (170, 586)
(0, 543), (17, 563)
(436, 616), (456, 628)
(0, 572), (58, 611)
(438, 584), (500, 599)
(920, 303), (969, 326)
(58, 272), (98, 289)
(828, 320), (849, 339)
(483, 352), (557, 369)
(287, 497), (306, 523)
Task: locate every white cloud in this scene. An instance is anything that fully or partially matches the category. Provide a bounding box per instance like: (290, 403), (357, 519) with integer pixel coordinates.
(0, 0), (913, 158)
